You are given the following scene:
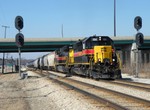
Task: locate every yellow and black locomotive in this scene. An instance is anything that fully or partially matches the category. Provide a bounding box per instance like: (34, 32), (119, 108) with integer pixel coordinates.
(55, 36), (122, 79)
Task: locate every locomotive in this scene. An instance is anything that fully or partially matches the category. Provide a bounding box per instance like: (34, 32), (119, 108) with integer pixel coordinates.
(54, 36), (121, 79)
(27, 36), (122, 79)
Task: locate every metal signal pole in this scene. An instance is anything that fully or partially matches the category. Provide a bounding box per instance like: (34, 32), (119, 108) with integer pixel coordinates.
(18, 47), (21, 76)
(134, 16), (143, 78)
(2, 25), (9, 74)
(15, 16), (25, 79)
(136, 49), (139, 77)
(11, 56), (13, 72)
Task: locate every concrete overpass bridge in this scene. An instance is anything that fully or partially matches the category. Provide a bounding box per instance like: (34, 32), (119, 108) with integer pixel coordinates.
(0, 36), (150, 70)
(0, 36), (150, 52)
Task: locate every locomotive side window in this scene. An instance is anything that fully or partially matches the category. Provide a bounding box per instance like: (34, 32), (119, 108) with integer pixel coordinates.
(85, 38), (92, 49)
(83, 43), (85, 49)
(73, 41), (82, 52)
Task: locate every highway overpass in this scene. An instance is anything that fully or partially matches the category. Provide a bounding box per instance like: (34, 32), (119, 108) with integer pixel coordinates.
(0, 36), (150, 52)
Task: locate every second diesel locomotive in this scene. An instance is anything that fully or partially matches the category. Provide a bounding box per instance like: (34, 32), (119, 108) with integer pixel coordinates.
(27, 36), (122, 79)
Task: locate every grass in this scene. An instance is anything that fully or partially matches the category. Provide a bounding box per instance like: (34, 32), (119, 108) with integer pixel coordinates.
(121, 63), (150, 78)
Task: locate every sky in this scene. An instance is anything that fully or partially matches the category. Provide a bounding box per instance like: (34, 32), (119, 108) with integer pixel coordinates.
(0, 0), (150, 59)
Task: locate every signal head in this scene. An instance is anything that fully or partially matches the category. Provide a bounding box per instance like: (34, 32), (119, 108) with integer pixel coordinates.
(135, 32), (144, 46)
(134, 16), (142, 31)
(15, 16), (24, 31)
(15, 33), (24, 47)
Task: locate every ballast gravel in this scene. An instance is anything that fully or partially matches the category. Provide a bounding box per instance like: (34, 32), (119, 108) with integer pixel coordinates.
(48, 71), (150, 102)
(0, 72), (101, 110)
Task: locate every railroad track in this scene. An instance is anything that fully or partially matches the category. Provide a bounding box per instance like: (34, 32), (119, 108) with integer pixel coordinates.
(38, 71), (149, 110)
(48, 70), (150, 92)
(30, 69), (150, 92)
(32, 70), (150, 109)
(114, 79), (150, 91)
(32, 70), (120, 109)
(97, 79), (150, 92)
(49, 74), (127, 110)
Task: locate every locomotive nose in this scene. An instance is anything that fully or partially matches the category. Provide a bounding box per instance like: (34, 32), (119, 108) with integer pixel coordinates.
(94, 46), (112, 63)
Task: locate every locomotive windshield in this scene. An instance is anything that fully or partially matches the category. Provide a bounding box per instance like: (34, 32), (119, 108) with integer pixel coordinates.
(84, 36), (114, 49)
(91, 37), (112, 45)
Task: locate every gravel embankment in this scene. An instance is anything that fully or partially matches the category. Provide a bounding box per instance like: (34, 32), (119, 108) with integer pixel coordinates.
(0, 72), (101, 110)
(48, 71), (150, 101)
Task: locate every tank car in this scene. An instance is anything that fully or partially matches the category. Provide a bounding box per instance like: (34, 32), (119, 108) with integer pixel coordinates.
(38, 54), (50, 70)
(33, 58), (39, 69)
(47, 52), (56, 70)
(42, 54), (49, 70)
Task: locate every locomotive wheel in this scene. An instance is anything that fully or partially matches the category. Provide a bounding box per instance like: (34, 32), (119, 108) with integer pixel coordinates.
(86, 69), (92, 78)
(65, 67), (71, 77)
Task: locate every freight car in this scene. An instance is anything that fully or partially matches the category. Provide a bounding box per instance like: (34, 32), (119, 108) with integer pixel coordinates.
(47, 52), (56, 70)
(27, 36), (122, 79)
(28, 52), (56, 70)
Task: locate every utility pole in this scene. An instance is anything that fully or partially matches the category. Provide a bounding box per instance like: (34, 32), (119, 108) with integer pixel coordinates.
(114, 0), (116, 37)
(2, 25), (10, 74)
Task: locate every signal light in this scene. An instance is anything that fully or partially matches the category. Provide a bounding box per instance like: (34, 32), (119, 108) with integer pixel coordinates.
(18, 36), (24, 46)
(134, 16), (142, 31)
(136, 33), (144, 46)
(15, 16), (24, 31)
(18, 18), (23, 29)
(15, 33), (24, 47)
